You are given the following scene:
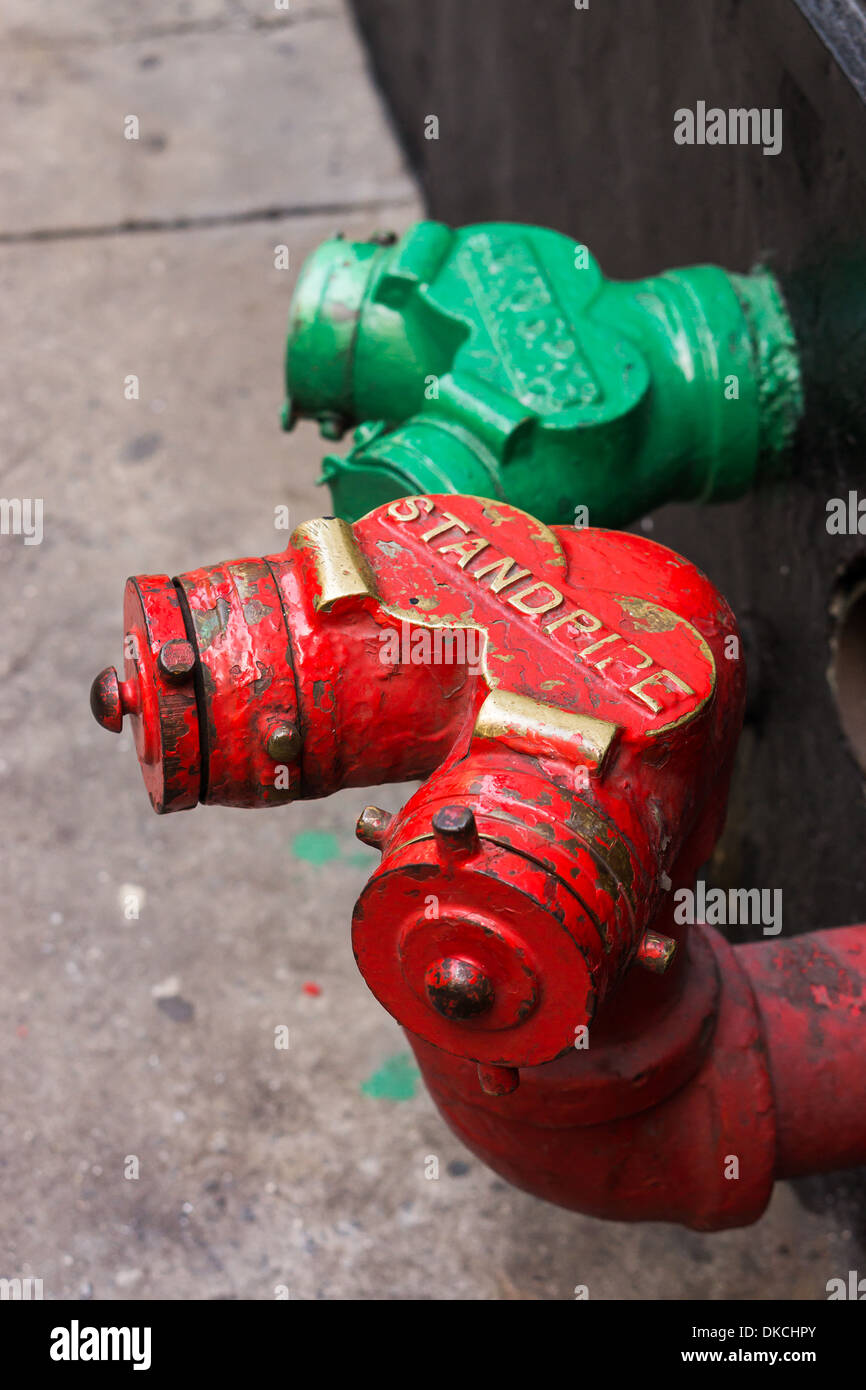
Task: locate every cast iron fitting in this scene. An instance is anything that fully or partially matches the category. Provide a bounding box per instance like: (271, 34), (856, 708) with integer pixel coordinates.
(410, 921), (866, 1230)
(92, 494), (744, 1094)
(282, 220), (804, 526)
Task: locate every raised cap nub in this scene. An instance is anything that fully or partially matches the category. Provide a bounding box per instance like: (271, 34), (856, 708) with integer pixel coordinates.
(432, 804), (480, 856)
(425, 957), (494, 1021)
(90, 666), (137, 733)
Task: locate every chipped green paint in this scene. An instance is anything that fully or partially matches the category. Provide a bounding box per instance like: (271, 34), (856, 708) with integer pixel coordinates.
(291, 829), (342, 865)
(361, 1052), (420, 1102)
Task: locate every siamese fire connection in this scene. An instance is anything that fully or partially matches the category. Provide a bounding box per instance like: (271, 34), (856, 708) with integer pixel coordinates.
(91, 494), (866, 1231)
(281, 221), (804, 527)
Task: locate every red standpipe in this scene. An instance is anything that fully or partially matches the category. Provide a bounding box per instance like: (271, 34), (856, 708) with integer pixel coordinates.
(90, 494), (866, 1231)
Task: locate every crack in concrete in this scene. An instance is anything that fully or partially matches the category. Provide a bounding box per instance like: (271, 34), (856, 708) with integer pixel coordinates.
(0, 194), (418, 245)
(7, 9), (341, 51)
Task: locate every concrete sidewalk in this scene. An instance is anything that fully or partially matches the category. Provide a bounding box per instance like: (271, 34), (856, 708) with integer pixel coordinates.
(0, 0), (857, 1300)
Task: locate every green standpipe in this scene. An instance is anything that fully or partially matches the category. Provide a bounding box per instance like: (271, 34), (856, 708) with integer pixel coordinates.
(282, 220), (803, 527)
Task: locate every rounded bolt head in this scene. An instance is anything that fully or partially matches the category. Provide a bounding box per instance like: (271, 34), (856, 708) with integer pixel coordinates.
(266, 723), (301, 763)
(90, 666), (124, 733)
(636, 929), (678, 974)
(157, 639), (196, 682)
(425, 956), (494, 1021)
(356, 805), (393, 850)
(432, 804), (480, 855)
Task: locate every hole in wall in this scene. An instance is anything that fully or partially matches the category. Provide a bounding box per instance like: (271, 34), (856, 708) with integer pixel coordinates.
(829, 555), (866, 774)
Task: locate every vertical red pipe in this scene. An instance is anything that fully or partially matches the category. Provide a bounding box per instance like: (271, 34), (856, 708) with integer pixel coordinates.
(738, 925), (866, 1179)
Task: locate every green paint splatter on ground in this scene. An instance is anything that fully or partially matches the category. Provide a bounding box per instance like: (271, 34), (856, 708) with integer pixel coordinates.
(291, 829), (342, 865)
(361, 1052), (420, 1102)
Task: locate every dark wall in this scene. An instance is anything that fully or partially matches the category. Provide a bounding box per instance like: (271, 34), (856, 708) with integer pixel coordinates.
(352, 0), (866, 941)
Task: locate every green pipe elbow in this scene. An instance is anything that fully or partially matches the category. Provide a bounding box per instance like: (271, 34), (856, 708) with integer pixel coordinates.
(282, 220), (803, 527)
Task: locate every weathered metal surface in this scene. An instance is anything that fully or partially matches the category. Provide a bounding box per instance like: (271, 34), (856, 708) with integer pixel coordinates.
(739, 925), (866, 1180)
(407, 926), (775, 1230)
(90, 575), (202, 814)
(91, 495), (866, 1226)
(175, 557), (300, 808)
(410, 921), (866, 1230)
(282, 222), (803, 526)
(89, 499), (736, 1068)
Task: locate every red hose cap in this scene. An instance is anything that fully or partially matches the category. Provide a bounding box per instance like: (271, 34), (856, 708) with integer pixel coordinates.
(88, 575), (202, 814)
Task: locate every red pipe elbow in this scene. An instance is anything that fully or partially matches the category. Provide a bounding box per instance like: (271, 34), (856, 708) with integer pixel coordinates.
(408, 923), (866, 1231)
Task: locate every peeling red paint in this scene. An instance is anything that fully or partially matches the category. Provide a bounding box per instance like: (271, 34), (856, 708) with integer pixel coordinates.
(89, 495), (866, 1229)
